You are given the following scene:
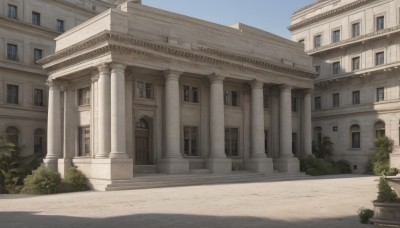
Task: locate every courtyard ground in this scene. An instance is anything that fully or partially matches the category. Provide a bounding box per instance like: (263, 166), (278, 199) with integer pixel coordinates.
(0, 174), (378, 228)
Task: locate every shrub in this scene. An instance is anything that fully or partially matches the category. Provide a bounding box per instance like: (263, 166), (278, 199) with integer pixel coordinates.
(313, 136), (333, 161)
(300, 155), (352, 176)
(357, 207), (374, 224)
(383, 168), (399, 177)
(63, 166), (90, 192)
(332, 160), (352, 174)
(371, 136), (393, 175)
(22, 166), (62, 195)
(376, 178), (400, 203)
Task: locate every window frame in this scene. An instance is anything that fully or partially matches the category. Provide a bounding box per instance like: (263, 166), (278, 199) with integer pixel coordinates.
(352, 56), (360, 71)
(351, 22), (361, 37)
(224, 89), (240, 107)
(376, 87), (385, 102)
(183, 84), (200, 104)
(332, 93), (340, 107)
(33, 48), (43, 64)
(376, 15), (385, 31)
(77, 87), (90, 106)
(78, 126), (90, 157)
(332, 61), (341, 75)
(136, 80), (154, 100)
(314, 34), (322, 48)
(352, 90), (360, 105)
(375, 51), (385, 66)
(183, 126), (199, 157)
(225, 128), (239, 157)
(56, 19), (65, 32)
(7, 4), (18, 19)
(314, 96), (322, 110)
(32, 11), (41, 26)
(33, 88), (44, 106)
(6, 84), (19, 104)
(332, 29), (341, 43)
(7, 43), (18, 61)
(350, 124), (361, 149)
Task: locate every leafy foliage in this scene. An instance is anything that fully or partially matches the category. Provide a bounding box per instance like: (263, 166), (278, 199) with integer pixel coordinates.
(332, 160), (352, 174)
(375, 178), (400, 203)
(371, 136), (393, 175)
(22, 166), (62, 195)
(63, 166), (90, 192)
(299, 155), (352, 176)
(357, 208), (374, 224)
(0, 135), (39, 194)
(313, 136), (333, 161)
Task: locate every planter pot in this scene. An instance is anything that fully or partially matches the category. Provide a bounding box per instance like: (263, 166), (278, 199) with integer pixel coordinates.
(386, 176), (400, 197)
(370, 202), (400, 227)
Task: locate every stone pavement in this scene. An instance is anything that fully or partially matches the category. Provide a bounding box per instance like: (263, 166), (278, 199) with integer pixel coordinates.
(0, 175), (378, 228)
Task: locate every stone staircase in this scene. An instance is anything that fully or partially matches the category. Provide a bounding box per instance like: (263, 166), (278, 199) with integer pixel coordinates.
(104, 171), (310, 191)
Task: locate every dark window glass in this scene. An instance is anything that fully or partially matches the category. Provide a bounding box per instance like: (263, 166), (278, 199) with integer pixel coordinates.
(332, 93), (340, 107)
(183, 85), (190, 102)
(314, 96), (321, 110)
(352, 91), (360, 105)
(263, 94), (269, 109)
(78, 87), (90, 106)
(265, 130), (270, 157)
(314, 35), (321, 48)
(315, 66), (321, 77)
(332, 30), (340, 43)
(292, 132), (298, 156)
(34, 129), (45, 156)
(377, 16), (385, 31)
(192, 87), (199, 103)
(224, 90), (239, 107)
(352, 57), (360, 71)
(34, 49), (43, 63)
(8, 4), (17, 19)
(56, 19), (65, 32)
(332, 61), (340, 75)
(377, 87), (385, 102)
(376, 52), (384, 66)
(32, 12), (40, 26)
(292, 97), (297, 112)
(183, 127), (198, 156)
(7, 84), (18, 104)
(145, 83), (152, 99)
(34, 89), (44, 106)
(225, 128), (239, 157)
(78, 126), (90, 157)
(7, 44), (18, 61)
(352, 23), (360, 37)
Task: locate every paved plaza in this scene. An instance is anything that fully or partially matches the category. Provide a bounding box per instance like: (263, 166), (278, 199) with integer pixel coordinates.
(0, 175), (378, 228)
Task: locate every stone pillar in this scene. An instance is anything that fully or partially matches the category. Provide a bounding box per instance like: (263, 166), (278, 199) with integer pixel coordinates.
(245, 80), (273, 174)
(109, 64), (128, 159)
(96, 64), (111, 158)
(58, 82), (74, 177)
(158, 70), (189, 174)
(276, 85), (299, 173)
(206, 74), (231, 174)
(44, 79), (62, 172)
(303, 89), (313, 156)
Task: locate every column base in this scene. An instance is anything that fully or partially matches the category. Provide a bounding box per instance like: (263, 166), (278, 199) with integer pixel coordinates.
(43, 158), (58, 172)
(245, 157), (273, 174)
(206, 158), (232, 174)
(158, 158), (189, 174)
(58, 159), (73, 178)
(275, 157), (300, 174)
(91, 158), (133, 180)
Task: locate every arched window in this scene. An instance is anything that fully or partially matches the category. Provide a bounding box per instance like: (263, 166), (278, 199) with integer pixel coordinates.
(314, 127), (322, 149)
(34, 129), (45, 156)
(136, 119), (149, 129)
(5, 126), (19, 146)
(374, 121), (385, 138)
(350, 124), (360, 149)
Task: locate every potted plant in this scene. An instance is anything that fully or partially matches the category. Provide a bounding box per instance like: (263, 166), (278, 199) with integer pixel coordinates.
(370, 178), (400, 226)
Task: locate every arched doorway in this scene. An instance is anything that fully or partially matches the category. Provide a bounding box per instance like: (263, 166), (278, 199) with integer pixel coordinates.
(135, 118), (152, 165)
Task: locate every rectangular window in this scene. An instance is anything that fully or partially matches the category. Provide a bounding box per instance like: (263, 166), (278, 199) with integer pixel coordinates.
(183, 85), (190, 102)
(32, 11), (40, 26)
(225, 128), (239, 157)
(332, 61), (340, 75)
(33, 48), (43, 63)
(183, 85), (199, 103)
(352, 91), (360, 105)
(78, 126), (90, 157)
(352, 22), (360, 37)
(352, 57), (360, 71)
(192, 87), (199, 103)
(315, 65), (321, 77)
(34, 89), (44, 106)
(183, 127), (198, 156)
(224, 90), (239, 107)
(7, 43), (18, 61)
(78, 87), (90, 106)
(352, 132), (361, 149)
(376, 87), (385, 102)
(376, 52), (384, 66)
(332, 30), (340, 43)
(291, 97), (297, 112)
(136, 81), (153, 99)
(292, 132), (298, 156)
(265, 130), (269, 157)
(34, 134), (44, 156)
(8, 4), (17, 19)
(56, 19), (65, 32)
(314, 35), (321, 48)
(263, 94), (269, 109)
(7, 84), (19, 104)
(314, 96), (321, 110)
(376, 16), (385, 31)
(332, 93), (340, 107)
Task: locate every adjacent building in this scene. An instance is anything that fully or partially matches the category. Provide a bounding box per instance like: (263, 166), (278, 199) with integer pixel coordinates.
(291, 0), (400, 173)
(39, 1), (314, 190)
(0, 0), (114, 157)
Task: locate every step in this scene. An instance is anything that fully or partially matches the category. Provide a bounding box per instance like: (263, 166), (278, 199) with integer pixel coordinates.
(190, 169), (210, 174)
(133, 165), (158, 174)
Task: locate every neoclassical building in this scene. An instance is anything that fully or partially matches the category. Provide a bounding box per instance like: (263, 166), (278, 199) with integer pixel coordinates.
(291, 0), (400, 173)
(39, 1), (314, 190)
(0, 0), (114, 157)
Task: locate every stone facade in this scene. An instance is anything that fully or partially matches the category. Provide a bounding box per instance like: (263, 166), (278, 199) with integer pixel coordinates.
(40, 1), (314, 190)
(291, 0), (400, 173)
(0, 0), (114, 158)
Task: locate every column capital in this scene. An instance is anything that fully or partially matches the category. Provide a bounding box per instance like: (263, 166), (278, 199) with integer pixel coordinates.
(279, 84), (293, 92)
(91, 71), (100, 83)
(97, 64), (110, 74)
(164, 70), (182, 80)
(111, 63), (126, 73)
(46, 79), (62, 89)
(250, 80), (264, 89)
(208, 73), (225, 84)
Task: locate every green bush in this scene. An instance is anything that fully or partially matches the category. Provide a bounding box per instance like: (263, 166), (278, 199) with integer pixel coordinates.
(300, 155), (352, 176)
(376, 178), (400, 203)
(383, 168), (399, 177)
(63, 166), (90, 192)
(313, 136), (333, 161)
(357, 207), (374, 224)
(22, 166), (62, 195)
(332, 160), (352, 174)
(371, 136), (393, 175)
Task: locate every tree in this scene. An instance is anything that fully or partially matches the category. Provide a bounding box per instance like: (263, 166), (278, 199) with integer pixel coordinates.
(371, 136), (393, 175)
(313, 136), (333, 161)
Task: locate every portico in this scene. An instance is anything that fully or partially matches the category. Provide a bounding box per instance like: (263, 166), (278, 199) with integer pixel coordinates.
(40, 1), (314, 190)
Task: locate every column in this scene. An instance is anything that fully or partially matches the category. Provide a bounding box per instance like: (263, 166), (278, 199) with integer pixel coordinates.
(96, 64), (111, 158)
(109, 64), (128, 158)
(158, 70), (189, 174)
(91, 73), (99, 158)
(44, 79), (62, 171)
(206, 74), (231, 174)
(276, 84), (300, 173)
(303, 89), (313, 156)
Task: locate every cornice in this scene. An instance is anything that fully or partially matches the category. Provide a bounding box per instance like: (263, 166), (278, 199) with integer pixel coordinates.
(0, 16), (61, 38)
(289, 0), (380, 32)
(314, 60), (400, 87)
(40, 31), (315, 79)
(46, 0), (98, 17)
(307, 25), (400, 55)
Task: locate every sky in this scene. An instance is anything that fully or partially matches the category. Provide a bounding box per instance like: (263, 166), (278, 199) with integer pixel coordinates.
(142, 0), (317, 40)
